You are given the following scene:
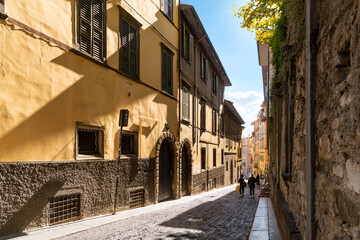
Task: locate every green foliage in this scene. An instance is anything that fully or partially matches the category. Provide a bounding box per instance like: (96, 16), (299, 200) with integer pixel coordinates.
(232, 0), (283, 43)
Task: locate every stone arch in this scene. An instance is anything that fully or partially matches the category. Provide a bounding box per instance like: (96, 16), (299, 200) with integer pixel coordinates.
(179, 138), (193, 196)
(155, 131), (179, 203)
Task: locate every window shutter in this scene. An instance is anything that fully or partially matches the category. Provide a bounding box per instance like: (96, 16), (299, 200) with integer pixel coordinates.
(161, 51), (167, 92)
(200, 53), (204, 78)
(129, 25), (137, 77)
(182, 24), (186, 57)
(120, 19), (130, 74)
(205, 59), (209, 81)
(189, 34), (193, 63)
(79, 0), (92, 55)
(92, 0), (104, 60)
(167, 53), (172, 94)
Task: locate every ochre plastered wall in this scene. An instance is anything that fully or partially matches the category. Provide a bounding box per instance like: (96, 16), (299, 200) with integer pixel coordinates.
(0, 0), (179, 162)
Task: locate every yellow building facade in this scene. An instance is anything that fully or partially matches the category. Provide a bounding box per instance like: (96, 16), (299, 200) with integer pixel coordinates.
(0, 0), (180, 235)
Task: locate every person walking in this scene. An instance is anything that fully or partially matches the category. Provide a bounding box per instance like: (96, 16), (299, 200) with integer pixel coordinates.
(248, 174), (256, 198)
(238, 175), (246, 197)
(256, 174), (260, 189)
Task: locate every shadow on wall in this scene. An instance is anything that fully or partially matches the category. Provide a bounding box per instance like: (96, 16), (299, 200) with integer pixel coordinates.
(0, 180), (64, 236)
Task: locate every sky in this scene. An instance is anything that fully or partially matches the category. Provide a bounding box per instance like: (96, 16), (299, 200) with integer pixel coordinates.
(181, 0), (264, 137)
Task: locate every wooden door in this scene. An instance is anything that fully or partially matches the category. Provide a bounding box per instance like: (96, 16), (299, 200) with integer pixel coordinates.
(159, 140), (173, 202)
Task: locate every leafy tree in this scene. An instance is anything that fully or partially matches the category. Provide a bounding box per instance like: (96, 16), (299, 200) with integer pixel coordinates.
(232, 0), (283, 43)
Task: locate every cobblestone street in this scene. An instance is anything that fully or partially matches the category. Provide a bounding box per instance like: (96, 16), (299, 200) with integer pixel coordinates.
(56, 185), (259, 240)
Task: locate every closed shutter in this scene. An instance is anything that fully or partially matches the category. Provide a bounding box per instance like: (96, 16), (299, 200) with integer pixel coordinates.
(200, 53), (204, 78)
(79, 0), (104, 61)
(92, 0), (104, 60)
(205, 59), (209, 81)
(162, 50), (172, 94)
(182, 24), (186, 57)
(120, 19), (138, 78)
(167, 53), (172, 94)
(201, 103), (205, 129)
(79, 0), (92, 55)
(183, 87), (189, 120)
(189, 34), (193, 63)
(120, 19), (130, 74)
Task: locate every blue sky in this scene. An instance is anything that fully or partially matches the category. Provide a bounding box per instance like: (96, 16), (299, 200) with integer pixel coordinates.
(181, 0), (264, 137)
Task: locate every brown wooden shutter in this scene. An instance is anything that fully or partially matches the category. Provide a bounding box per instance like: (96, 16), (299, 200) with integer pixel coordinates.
(161, 51), (167, 92)
(129, 25), (137, 77)
(167, 53), (172, 94)
(92, 0), (104, 60)
(79, 0), (92, 55)
(205, 59), (209, 81)
(189, 34), (193, 63)
(200, 53), (204, 78)
(182, 24), (186, 57)
(120, 19), (130, 74)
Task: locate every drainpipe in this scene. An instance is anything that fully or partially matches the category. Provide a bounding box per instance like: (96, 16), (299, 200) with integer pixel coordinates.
(305, 0), (317, 239)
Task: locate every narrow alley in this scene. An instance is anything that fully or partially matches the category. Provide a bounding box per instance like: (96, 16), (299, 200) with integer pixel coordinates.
(2, 185), (281, 240)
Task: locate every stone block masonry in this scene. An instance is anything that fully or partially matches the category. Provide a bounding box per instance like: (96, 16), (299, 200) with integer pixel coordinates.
(0, 158), (155, 236)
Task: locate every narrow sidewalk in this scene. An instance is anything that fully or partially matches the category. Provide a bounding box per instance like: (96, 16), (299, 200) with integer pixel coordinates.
(249, 197), (282, 240)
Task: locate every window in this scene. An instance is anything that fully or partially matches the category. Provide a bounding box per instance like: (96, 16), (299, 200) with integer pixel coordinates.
(161, 47), (173, 95)
(0, 0), (5, 13)
(182, 25), (193, 62)
(220, 115), (225, 137)
(182, 85), (190, 121)
(212, 109), (217, 134)
(221, 149), (224, 165)
(121, 130), (138, 156)
(212, 73), (218, 95)
(200, 100), (206, 130)
(200, 54), (208, 81)
(160, 0), (173, 20)
(201, 148), (206, 170)
(213, 148), (216, 167)
(226, 161), (228, 171)
(120, 18), (139, 78)
(78, 0), (106, 61)
(76, 122), (104, 159)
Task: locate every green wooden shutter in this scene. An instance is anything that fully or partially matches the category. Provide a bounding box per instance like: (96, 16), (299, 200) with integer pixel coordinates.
(79, 0), (92, 55)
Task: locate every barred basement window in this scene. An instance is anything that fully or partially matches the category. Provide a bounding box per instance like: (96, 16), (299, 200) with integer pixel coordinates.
(49, 194), (80, 225)
(77, 0), (106, 61)
(76, 122), (104, 159)
(129, 189), (145, 209)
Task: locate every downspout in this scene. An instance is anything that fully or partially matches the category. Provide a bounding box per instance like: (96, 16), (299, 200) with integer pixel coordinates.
(305, 0), (317, 239)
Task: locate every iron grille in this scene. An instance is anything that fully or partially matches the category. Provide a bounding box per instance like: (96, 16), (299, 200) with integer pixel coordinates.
(201, 183), (206, 191)
(49, 194), (80, 225)
(78, 128), (99, 155)
(129, 189), (144, 209)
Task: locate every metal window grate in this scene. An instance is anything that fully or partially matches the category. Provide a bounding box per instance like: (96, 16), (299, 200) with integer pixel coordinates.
(201, 183), (206, 191)
(129, 189), (144, 209)
(78, 128), (99, 155)
(49, 194), (80, 225)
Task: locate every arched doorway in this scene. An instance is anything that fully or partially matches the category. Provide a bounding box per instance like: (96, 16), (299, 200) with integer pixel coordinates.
(159, 139), (174, 202)
(181, 144), (191, 196)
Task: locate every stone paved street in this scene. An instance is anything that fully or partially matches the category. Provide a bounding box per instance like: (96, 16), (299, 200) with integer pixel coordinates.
(55, 185), (259, 240)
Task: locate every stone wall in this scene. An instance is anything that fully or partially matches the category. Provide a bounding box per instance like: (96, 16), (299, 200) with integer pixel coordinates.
(192, 171), (207, 195)
(0, 158), (155, 236)
(315, 0), (360, 238)
(270, 0), (360, 239)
